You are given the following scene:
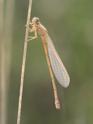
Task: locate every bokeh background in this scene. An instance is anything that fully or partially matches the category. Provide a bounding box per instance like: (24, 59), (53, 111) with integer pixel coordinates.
(0, 0), (93, 124)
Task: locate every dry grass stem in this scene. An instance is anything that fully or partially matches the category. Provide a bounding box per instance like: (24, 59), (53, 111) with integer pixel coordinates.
(16, 0), (32, 124)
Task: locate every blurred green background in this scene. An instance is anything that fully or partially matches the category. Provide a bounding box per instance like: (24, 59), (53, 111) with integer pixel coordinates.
(0, 0), (93, 124)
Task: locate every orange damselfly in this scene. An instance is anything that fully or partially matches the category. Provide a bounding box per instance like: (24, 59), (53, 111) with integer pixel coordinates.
(27, 17), (70, 109)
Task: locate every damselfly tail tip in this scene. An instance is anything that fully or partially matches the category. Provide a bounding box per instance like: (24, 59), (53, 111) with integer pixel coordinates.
(55, 104), (61, 110)
(55, 100), (61, 110)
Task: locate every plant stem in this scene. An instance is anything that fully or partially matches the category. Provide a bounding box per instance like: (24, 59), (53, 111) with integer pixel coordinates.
(16, 0), (32, 124)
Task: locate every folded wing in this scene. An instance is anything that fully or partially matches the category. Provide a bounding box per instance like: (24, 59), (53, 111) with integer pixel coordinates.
(47, 35), (70, 88)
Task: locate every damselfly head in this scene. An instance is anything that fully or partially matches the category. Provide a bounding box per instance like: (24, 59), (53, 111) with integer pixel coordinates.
(32, 17), (40, 25)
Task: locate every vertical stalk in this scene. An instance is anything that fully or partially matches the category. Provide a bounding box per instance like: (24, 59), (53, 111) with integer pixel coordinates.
(16, 0), (32, 124)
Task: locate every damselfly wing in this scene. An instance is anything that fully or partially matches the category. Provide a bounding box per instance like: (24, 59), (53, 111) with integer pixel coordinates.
(47, 35), (70, 88)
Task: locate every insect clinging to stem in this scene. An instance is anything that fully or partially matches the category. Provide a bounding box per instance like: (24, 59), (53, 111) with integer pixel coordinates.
(27, 17), (70, 109)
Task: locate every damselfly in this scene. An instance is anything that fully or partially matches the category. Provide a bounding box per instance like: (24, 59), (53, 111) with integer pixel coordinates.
(27, 17), (70, 109)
